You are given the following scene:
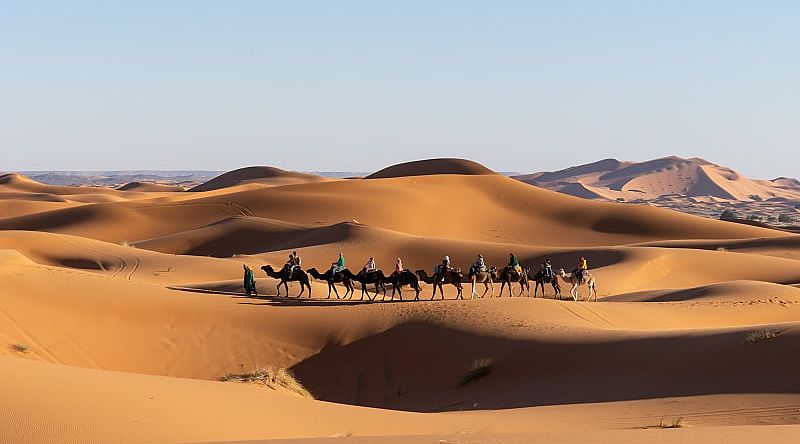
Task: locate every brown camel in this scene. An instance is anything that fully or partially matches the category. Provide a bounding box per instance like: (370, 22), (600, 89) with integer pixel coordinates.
(498, 266), (530, 297)
(555, 268), (597, 302)
(415, 269), (464, 300)
(383, 270), (422, 301)
(306, 267), (355, 299)
(468, 266), (497, 299)
(342, 269), (386, 301)
(261, 264), (312, 298)
(533, 268), (561, 299)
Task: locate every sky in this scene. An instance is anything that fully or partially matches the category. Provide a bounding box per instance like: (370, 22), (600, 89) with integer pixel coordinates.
(1, 1), (799, 177)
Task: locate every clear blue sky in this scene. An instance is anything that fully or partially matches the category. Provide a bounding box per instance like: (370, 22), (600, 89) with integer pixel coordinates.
(2, 1), (798, 177)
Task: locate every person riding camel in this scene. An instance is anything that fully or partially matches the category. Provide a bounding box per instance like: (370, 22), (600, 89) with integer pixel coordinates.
(361, 257), (377, 276)
(470, 254), (487, 275)
(508, 253), (522, 276)
(283, 253), (295, 277)
(393, 257), (407, 276)
(541, 258), (553, 280)
(574, 256), (588, 281)
(330, 252), (345, 275)
(288, 251), (302, 278)
(434, 256), (452, 283)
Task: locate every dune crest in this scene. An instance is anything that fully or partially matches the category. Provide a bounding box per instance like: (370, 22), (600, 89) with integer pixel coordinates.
(366, 158), (497, 179)
(189, 166), (329, 192)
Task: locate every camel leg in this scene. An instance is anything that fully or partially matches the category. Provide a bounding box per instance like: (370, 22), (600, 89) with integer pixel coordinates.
(571, 285), (578, 302)
(471, 281), (476, 299)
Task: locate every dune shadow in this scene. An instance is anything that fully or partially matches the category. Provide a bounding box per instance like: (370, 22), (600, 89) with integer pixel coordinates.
(290, 321), (800, 413)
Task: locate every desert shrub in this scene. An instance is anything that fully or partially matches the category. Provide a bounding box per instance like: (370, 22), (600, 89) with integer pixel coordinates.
(659, 417), (684, 428)
(747, 214), (762, 222)
(461, 357), (494, 387)
(10, 343), (29, 353)
(744, 329), (781, 344)
(221, 366), (314, 398)
(779, 213), (796, 223)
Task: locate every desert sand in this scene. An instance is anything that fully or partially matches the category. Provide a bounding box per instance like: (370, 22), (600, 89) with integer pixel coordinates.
(2, 159), (800, 443)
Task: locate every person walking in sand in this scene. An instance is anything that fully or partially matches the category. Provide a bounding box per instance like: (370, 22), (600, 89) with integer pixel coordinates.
(243, 264), (257, 296)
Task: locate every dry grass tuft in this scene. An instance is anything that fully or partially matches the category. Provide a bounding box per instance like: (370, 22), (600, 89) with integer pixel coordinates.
(10, 343), (29, 353)
(744, 329), (782, 344)
(659, 417), (684, 428)
(461, 357), (494, 387)
(221, 366), (313, 399)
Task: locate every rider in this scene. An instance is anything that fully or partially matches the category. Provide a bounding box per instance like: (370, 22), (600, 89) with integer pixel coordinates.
(541, 258), (553, 280)
(290, 251), (302, 278)
(433, 256), (450, 282)
(470, 254), (487, 275)
(394, 257), (406, 276)
(284, 252), (296, 278)
(508, 253), (522, 275)
(330, 252), (345, 275)
(361, 256), (377, 276)
(575, 256), (588, 281)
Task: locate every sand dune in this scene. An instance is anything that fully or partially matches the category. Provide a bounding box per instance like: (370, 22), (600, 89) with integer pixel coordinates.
(189, 166), (329, 192)
(2, 159), (800, 443)
(117, 181), (185, 192)
(521, 156), (800, 202)
(366, 158), (497, 178)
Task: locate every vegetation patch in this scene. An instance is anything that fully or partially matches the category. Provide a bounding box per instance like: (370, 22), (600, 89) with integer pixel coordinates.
(10, 343), (29, 353)
(221, 366), (314, 399)
(659, 417), (684, 428)
(744, 329), (782, 344)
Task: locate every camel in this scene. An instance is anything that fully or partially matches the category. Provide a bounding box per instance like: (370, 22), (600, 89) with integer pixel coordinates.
(261, 265), (312, 298)
(341, 269), (386, 301)
(555, 268), (597, 302)
(415, 269), (464, 300)
(498, 266), (530, 297)
(468, 266), (497, 299)
(533, 268), (561, 299)
(306, 267), (355, 299)
(383, 270), (422, 301)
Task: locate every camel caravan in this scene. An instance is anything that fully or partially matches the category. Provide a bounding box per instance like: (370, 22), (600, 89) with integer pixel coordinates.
(248, 251), (598, 302)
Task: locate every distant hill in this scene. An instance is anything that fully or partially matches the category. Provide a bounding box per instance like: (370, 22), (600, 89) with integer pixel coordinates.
(516, 156), (800, 202)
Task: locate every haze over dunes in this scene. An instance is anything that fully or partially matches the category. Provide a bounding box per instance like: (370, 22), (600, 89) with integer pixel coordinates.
(2, 158), (800, 443)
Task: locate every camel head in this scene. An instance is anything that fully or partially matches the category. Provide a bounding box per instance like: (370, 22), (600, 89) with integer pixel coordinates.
(261, 265), (274, 273)
(555, 268), (566, 277)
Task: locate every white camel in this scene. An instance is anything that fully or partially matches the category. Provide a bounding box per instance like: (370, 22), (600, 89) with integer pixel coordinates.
(555, 268), (597, 302)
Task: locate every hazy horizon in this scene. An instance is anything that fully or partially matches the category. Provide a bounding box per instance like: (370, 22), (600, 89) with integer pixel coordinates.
(3, 1), (798, 178)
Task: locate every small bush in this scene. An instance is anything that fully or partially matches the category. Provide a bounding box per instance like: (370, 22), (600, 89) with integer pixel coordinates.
(779, 214), (796, 223)
(10, 343), (29, 353)
(461, 357), (494, 387)
(744, 329), (781, 344)
(221, 367), (313, 398)
(720, 209), (737, 220)
(659, 417), (684, 428)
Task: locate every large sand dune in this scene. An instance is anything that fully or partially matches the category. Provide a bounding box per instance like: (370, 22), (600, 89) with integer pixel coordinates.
(2, 158), (799, 443)
(520, 156), (800, 202)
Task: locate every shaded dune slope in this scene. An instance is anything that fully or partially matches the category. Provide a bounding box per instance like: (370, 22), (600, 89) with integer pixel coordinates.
(366, 158), (497, 178)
